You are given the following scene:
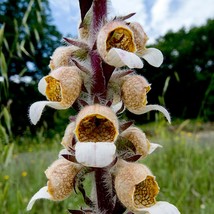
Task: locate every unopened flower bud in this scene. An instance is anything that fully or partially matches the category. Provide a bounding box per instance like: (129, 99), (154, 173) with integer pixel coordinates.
(61, 122), (76, 149)
(78, 6), (92, 40)
(121, 75), (150, 113)
(49, 46), (79, 70)
(114, 160), (159, 212)
(120, 126), (161, 158)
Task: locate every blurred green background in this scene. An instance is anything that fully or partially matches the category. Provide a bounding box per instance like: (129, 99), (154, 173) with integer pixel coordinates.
(0, 0), (214, 213)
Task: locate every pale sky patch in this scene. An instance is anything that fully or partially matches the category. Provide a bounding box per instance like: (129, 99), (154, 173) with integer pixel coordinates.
(49, 0), (214, 43)
(49, 0), (80, 36)
(149, 0), (214, 42)
(109, 0), (147, 27)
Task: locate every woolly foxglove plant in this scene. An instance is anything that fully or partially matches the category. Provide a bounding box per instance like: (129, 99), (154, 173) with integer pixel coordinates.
(27, 0), (180, 213)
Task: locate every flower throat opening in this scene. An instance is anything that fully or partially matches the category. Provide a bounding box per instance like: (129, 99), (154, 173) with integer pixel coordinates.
(77, 114), (116, 142)
(134, 175), (159, 208)
(106, 27), (135, 52)
(45, 76), (62, 102)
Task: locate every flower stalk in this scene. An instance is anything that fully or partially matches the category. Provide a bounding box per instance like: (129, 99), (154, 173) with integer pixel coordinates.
(27, 0), (180, 213)
(94, 168), (114, 213)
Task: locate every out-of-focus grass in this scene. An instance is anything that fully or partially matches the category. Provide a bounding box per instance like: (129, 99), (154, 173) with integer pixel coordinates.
(139, 119), (214, 214)
(0, 120), (214, 213)
(0, 131), (86, 214)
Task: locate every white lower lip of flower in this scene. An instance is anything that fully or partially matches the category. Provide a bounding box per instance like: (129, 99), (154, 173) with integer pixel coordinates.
(27, 186), (51, 211)
(75, 142), (116, 167)
(58, 149), (72, 158)
(106, 48), (143, 68)
(111, 101), (125, 114)
(135, 201), (180, 214)
(29, 101), (65, 125)
(141, 48), (163, 68)
(148, 143), (162, 154)
(129, 104), (171, 124)
(38, 77), (47, 96)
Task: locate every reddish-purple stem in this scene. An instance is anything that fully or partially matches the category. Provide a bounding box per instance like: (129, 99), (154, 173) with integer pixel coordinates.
(90, 50), (106, 99)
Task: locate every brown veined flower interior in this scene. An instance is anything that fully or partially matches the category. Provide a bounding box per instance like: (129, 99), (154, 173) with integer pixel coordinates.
(45, 76), (62, 102)
(133, 175), (159, 208)
(106, 27), (135, 52)
(76, 114), (117, 142)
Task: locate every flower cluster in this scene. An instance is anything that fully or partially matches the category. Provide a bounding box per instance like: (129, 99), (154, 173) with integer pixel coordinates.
(27, 1), (180, 214)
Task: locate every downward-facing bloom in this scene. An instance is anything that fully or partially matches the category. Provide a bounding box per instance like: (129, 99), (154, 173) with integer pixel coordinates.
(27, 158), (82, 211)
(121, 75), (171, 123)
(29, 66), (82, 125)
(74, 104), (119, 167)
(114, 160), (159, 212)
(97, 21), (163, 68)
(120, 126), (161, 158)
(114, 160), (180, 214)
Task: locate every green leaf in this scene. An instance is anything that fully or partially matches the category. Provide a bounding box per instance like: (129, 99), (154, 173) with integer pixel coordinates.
(0, 52), (8, 88)
(3, 107), (11, 135)
(13, 19), (18, 34)
(19, 67), (28, 77)
(4, 143), (14, 167)
(3, 38), (9, 52)
(0, 125), (9, 144)
(163, 76), (171, 95)
(34, 28), (40, 43)
(36, 10), (42, 23)
(23, 23), (30, 36)
(0, 23), (5, 47)
(37, 0), (42, 11)
(16, 42), (22, 58)
(0, 52), (7, 76)
(29, 41), (35, 54)
(22, 0), (34, 25)
(174, 71), (180, 82)
(20, 40), (31, 57)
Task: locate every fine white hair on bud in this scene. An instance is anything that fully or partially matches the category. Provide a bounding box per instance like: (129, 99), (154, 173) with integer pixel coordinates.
(114, 160), (159, 212)
(61, 122), (76, 150)
(120, 126), (162, 158)
(121, 75), (150, 112)
(29, 66), (82, 125)
(27, 159), (82, 210)
(49, 46), (79, 70)
(121, 75), (171, 123)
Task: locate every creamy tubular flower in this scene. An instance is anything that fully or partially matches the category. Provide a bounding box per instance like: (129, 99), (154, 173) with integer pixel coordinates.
(97, 21), (163, 68)
(29, 66), (82, 125)
(121, 75), (171, 123)
(27, 159), (82, 211)
(49, 46), (79, 70)
(114, 160), (159, 212)
(120, 126), (161, 158)
(121, 75), (150, 112)
(74, 104), (119, 167)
